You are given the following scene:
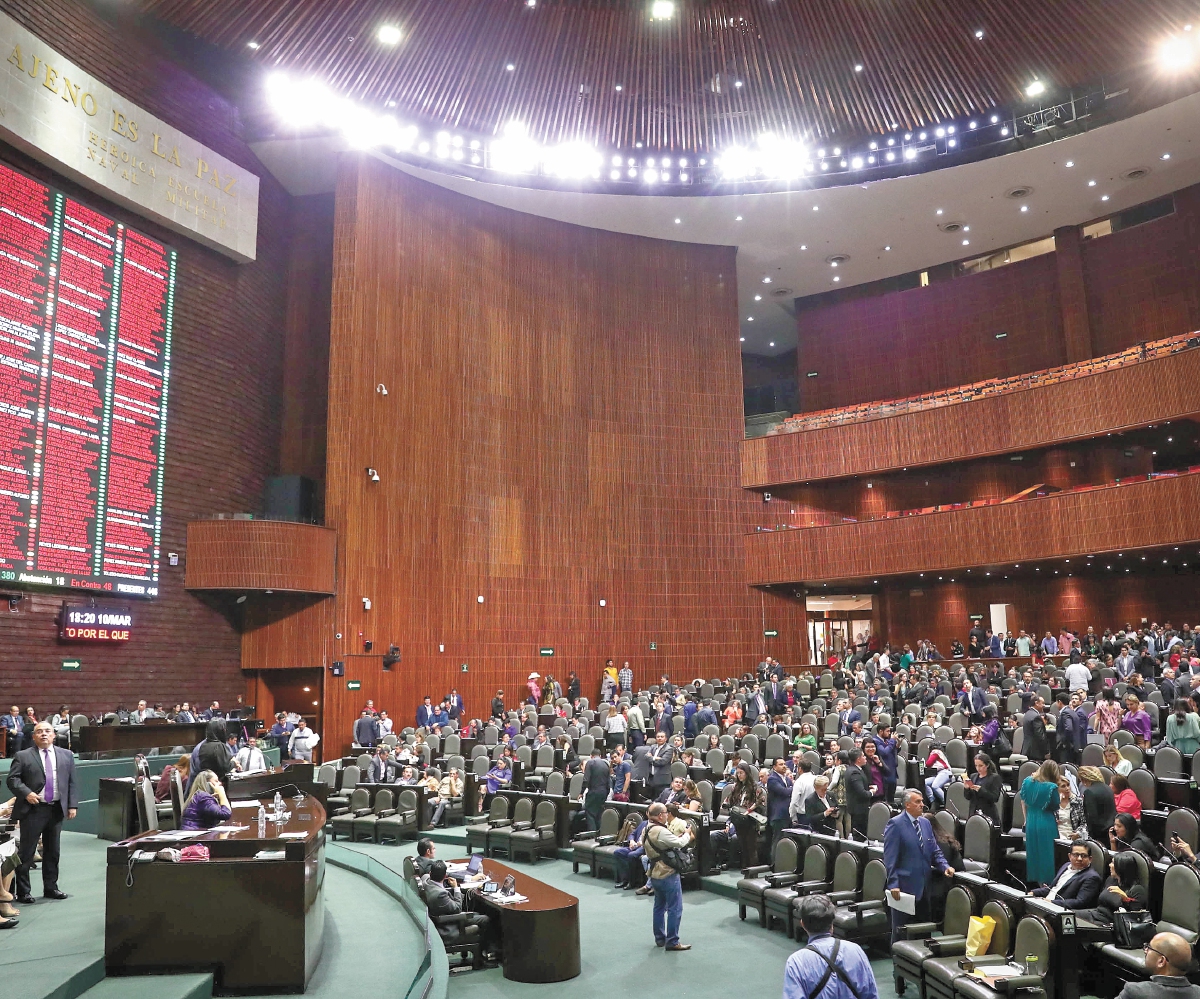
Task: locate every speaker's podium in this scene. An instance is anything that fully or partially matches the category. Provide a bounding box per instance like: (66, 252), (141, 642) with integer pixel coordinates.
(104, 794), (326, 992)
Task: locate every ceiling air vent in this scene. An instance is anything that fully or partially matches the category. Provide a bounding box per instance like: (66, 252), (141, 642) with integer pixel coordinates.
(1121, 167), (1150, 181)
(937, 221), (967, 233)
(770, 287), (793, 297)
(825, 253), (850, 265)
(1005, 186), (1034, 199)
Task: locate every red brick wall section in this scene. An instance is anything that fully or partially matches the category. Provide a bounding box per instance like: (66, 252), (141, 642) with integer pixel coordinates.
(0, 0), (295, 715)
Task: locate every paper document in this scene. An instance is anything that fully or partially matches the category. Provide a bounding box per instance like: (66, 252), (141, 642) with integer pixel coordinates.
(277, 831), (308, 840)
(254, 850), (287, 861)
(231, 801), (263, 808)
(886, 891), (917, 914)
(491, 893), (528, 904)
(974, 965), (1026, 978)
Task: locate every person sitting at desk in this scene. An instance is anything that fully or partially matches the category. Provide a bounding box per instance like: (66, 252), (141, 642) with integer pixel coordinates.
(369, 748), (396, 784)
(414, 838), (437, 876)
(656, 775), (690, 807)
(436, 770), (463, 827)
(480, 757), (511, 812)
(181, 770), (232, 830)
(1082, 852), (1148, 926)
(1029, 841), (1103, 909)
(399, 766), (420, 785)
(235, 737), (266, 773)
(155, 755), (190, 803)
(423, 860), (494, 957)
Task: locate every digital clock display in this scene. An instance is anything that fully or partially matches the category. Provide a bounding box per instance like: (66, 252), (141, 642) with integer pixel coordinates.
(59, 602), (133, 643)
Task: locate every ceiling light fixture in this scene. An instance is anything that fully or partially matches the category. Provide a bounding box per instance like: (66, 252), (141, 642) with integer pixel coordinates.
(975, 29), (984, 39)
(377, 24), (402, 45)
(247, 40), (260, 50)
(754, 294), (762, 301)
(1158, 35), (1196, 71)
(650, 0), (675, 19)
(1025, 79), (1046, 97)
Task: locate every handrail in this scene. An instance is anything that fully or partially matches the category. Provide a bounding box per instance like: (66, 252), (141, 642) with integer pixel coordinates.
(763, 331), (1199, 438)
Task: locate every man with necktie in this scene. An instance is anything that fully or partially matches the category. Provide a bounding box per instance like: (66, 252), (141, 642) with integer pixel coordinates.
(883, 790), (954, 944)
(837, 699), (861, 737)
(7, 721), (78, 903)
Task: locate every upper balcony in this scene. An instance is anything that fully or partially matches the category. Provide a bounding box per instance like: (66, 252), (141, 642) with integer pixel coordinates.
(741, 333), (1200, 488)
(745, 466), (1200, 586)
(185, 519), (337, 594)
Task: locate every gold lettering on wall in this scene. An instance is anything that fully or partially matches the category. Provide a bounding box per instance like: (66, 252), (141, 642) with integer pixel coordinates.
(6, 43), (22, 71)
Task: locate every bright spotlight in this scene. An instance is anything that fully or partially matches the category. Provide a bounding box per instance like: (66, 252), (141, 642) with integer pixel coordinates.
(377, 24), (402, 45)
(489, 121), (541, 174)
(650, 0), (675, 19)
(543, 141), (602, 179)
(1025, 80), (1046, 97)
(1158, 36), (1196, 71)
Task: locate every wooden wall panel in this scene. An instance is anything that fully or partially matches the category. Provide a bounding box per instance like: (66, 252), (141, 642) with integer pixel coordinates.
(742, 345), (1200, 487)
(241, 595), (334, 670)
(876, 574), (1200, 662)
(185, 521), (337, 593)
(747, 472), (1200, 584)
(319, 154), (806, 756)
(0, 1), (295, 715)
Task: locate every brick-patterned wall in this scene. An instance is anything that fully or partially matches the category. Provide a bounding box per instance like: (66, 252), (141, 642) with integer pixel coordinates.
(0, 0), (294, 715)
(794, 183), (1200, 413)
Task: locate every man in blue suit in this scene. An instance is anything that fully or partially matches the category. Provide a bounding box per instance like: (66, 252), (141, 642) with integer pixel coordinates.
(764, 757), (794, 858)
(415, 696), (434, 729)
(958, 681), (988, 723)
(836, 700), (861, 736)
(883, 790), (955, 942)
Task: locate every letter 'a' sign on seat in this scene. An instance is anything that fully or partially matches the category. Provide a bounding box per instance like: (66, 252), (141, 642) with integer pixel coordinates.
(0, 11), (259, 261)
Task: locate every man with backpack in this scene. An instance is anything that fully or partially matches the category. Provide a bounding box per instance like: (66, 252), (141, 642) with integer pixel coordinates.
(643, 802), (694, 951)
(783, 894), (878, 999)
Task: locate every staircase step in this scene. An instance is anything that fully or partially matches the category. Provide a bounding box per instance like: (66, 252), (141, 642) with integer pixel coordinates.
(77, 973), (212, 999)
(11, 954), (104, 999)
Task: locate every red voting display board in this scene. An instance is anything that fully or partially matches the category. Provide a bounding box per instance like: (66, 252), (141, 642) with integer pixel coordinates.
(0, 162), (175, 599)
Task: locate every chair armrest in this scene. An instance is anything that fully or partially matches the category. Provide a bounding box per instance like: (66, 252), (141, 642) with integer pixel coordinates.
(742, 865), (771, 878)
(377, 809), (396, 818)
(850, 899), (885, 912)
(927, 935), (967, 956)
(902, 921), (938, 939)
(432, 913), (471, 926)
(595, 835), (617, 845)
(464, 815), (488, 825)
(354, 807), (374, 817)
(572, 831), (599, 842)
(794, 878), (833, 895)
(827, 889), (860, 904)
(333, 807), (350, 816)
(490, 818), (512, 828)
(765, 872), (799, 888)
(512, 821), (533, 831)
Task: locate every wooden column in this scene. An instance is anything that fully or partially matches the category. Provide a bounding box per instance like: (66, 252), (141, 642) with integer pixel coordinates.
(1054, 224), (1094, 362)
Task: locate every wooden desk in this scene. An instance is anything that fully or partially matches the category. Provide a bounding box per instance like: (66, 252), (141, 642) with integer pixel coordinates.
(466, 858), (580, 983)
(79, 722), (208, 754)
(97, 778), (139, 842)
(227, 764), (324, 807)
(105, 794), (326, 992)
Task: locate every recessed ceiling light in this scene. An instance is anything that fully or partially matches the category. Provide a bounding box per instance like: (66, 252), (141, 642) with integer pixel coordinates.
(650, 0), (675, 18)
(1088, 179), (1096, 186)
(884, 245), (891, 251)
(615, 85), (623, 91)
(377, 24), (402, 45)
(812, 205), (819, 211)
(735, 215), (743, 221)
(855, 64), (864, 72)
(1065, 160), (1074, 167)
(1101, 195), (1110, 201)
(1161, 153), (1171, 160)
(832, 276), (840, 282)
(990, 115), (999, 124)
(674, 218), (681, 223)
(754, 294), (762, 301)
(936, 209), (943, 215)
(247, 40), (260, 49)
(975, 29), (984, 39)
(800, 244), (807, 250)
(769, 341), (775, 347)
(735, 80), (743, 88)
(962, 239), (970, 245)
(747, 316), (754, 321)
(969, 121), (977, 129)
(1021, 205), (1029, 212)
(1025, 80), (1046, 97)
(1000, 126), (1010, 135)
(506, 63), (515, 71)
(762, 276), (772, 283)
(739, 337), (745, 342)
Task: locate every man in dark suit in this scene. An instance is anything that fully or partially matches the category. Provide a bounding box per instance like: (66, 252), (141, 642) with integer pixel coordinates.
(1022, 696), (1051, 762)
(883, 790), (954, 943)
(1117, 932), (1200, 999)
(837, 700), (862, 737)
(415, 696), (434, 729)
(805, 776), (837, 835)
(445, 688), (465, 721)
(1030, 842), (1103, 909)
(958, 681), (988, 723)
(354, 709), (378, 747)
(647, 732), (675, 795)
(843, 748), (873, 836)
(368, 747), (396, 784)
(423, 860), (492, 949)
(7, 721), (78, 902)
(765, 677), (785, 716)
(764, 758), (793, 857)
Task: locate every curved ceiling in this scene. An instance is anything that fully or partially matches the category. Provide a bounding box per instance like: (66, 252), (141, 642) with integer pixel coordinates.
(142, 0), (1191, 152)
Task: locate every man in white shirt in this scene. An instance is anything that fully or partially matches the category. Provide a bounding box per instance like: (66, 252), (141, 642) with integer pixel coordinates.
(1064, 659), (1093, 694)
(376, 710), (393, 736)
(789, 757), (816, 825)
(288, 719), (320, 762)
(235, 737), (267, 772)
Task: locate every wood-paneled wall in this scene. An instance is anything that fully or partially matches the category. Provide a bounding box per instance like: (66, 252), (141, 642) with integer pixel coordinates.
(317, 155), (805, 756)
(742, 345), (1200, 488)
(185, 521), (337, 593)
(877, 574), (1200, 661)
(746, 471), (1200, 584)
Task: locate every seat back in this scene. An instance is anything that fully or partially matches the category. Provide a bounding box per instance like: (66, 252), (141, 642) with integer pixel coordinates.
(341, 766), (361, 791)
(444, 735), (461, 756)
(402, 854), (417, 886)
(800, 842), (826, 881)
(511, 797), (533, 824)
(1128, 848), (1151, 894)
(945, 782), (969, 820)
(357, 753), (371, 769)
(861, 859), (887, 902)
(1165, 808), (1200, 853)
(963, 814), (993, 866)
(136, 777), (158, 832)
(670, 761), (688, 779)
(577, 735), (594, 756)
(171, 770), (185, 829)
(545, 771), (565, 796)
(1159, 863), (1200, 943)
(1155, 746), (1184, 778)
(945, 739), (968, 771)
(944, 885), (976, 937)
(317, 764), (337, 787)
(348, 787), (370, 812)
(374, 789), (394, 814)
(867, 802), (891, 841)
(526, 799), (551, 830)
(1011, 916), (1052, 977)
(742, 734), (759, 758)
(832, 850), (858, 892)
(398, 788), (418, 813)
(489, 796), (509, 822)
(1081, 743), (1105, 767)
(932, 810), (955, 840)
(473, 755), (490, 776)
(517, 746), (532, 767)
(823, 715), (840, 737)
(1008, 789), (1025, 833)
(535, 746), (554, 768)
(696, 780), (713, 812)
(706, 749), (725, 774)
(599, 808), (621, 838)
(1111, 730), (1134, 748)
(1128, 768), (1156, 811)
(765, 734), (786, 760)
(980, 900), (1013, 956)
(1119, 744), (1144, 770)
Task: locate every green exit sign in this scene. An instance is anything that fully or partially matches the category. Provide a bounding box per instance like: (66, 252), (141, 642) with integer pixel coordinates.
(346, 680), (361, 691)
(764, 630), (779, 638)
(61, 658), (82, 671)
(539, 648), (554, 656)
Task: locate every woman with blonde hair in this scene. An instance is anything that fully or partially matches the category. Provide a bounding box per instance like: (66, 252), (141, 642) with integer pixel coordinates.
(181, 770), (231, 830)
(1103, 743), (1133, 776)
(1020, 759), (1061, 885)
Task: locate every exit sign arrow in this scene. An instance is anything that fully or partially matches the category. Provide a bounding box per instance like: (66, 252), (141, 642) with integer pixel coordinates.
(764, 630), (779, 637)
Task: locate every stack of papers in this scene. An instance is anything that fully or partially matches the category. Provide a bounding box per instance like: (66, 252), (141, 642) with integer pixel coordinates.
(207, 825), (248, 833)
(231, 801), (263, 809)
(277, 831), (308, 840)
(254, 850), (287, 861)
(492, 893), (528, 904)
(972, 965), (1026, 979)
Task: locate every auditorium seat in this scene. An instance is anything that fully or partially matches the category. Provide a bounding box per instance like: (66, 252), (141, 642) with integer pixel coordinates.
(327, 766), (360, 812)
(832, 858), (889, 946)
(353, 788), (396, 842)
(924, 899), (1013, 999)
(487, 797), (532, 859)
(739, 837), (802, 928)
(960, 814), (995, 875)
(377, 789), (419, 844)
(572, 807), (620, 875)
(786, 850), (860, 940)
(466, 796), (508, 853)
(510, 800), (557, 863)
(330, 788), (369, 839)
(892, 883), (976, 997)
(954, 915), (1052, 999)
(1097, 863), (1200, 989)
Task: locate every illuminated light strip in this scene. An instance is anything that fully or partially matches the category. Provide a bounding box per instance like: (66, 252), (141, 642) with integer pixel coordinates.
(26, 191), (64, 568)
(151, 249), (176, 583)
(91, 224), (124, 577)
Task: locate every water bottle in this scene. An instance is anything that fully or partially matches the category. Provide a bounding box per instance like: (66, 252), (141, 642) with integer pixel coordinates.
(257, 804), (266, 837)
(1023, 954), (1038, 978)
(273, 791), (283, 820)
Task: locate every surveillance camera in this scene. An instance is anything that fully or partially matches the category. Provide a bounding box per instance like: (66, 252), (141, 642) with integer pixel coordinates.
(763, 492), (772, 503)
(376, 383), (388, 396)
(366, 467), (379, 481)
(362, 596), (372, 610)
(335, 632), (343, 641)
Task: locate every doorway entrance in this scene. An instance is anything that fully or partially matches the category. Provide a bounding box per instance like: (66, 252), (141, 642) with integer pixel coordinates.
(805, 595), (873, 665)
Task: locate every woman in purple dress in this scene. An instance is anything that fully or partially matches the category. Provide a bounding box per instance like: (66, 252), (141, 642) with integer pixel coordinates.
(181, 770), (232, 830)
